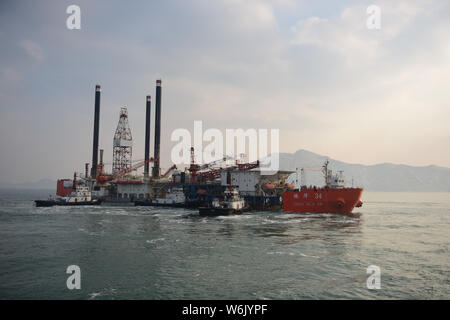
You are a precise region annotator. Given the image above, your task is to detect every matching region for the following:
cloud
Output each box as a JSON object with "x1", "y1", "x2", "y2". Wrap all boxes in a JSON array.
[
  {"x1": 269, "y1": 0, "x2": 298, "y2": 8},
  {"x1": 290, "y1": 10, "x2": 380, "y2": 66},
  {"x1": 19, "y1": 40, "x2": 45, "y2": 62},
  {"x1": 1, "y1": 0, "x2": 450, "y2": 183},
  {"x1": 288, "y1": 1, "x2": 444, "y2": 67},
  {"x1": 228, "y1": 0, "x2": 277, "y2": 31}
]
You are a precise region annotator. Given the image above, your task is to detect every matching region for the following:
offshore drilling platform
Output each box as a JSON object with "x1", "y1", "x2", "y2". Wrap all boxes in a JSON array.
[
  {"x1": 37, "y1": 79, "x2": 363, "y2": 214},
  {"x1": 50, "y1": 79, "x2": 294, "y2": 210}
]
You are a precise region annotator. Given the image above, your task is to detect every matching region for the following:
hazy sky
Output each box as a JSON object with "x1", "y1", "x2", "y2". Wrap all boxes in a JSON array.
[{"x1": 1, "y1": 0, "x2": 449, "y2": 183}]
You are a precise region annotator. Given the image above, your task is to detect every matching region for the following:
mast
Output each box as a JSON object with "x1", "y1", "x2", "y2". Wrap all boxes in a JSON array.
[
  {"x1": 112, "y1": 108, "x2": 133, "y2": 174},
  {"x1": 322, "y1": 160, "x2": 330, "y2": 187}
]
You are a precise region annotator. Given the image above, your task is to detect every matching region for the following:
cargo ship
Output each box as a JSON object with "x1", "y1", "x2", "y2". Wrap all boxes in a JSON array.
[{"x1": 282, "y1": 161, "x2": 363, "y2": 214}]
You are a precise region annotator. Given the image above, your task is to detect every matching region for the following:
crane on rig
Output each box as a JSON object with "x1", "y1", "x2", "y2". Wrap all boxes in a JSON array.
[
  {"x1": 188, "y1": 147, "x2": 260, "y2": 183},
  {"x1": 188, "y1": 147, "x2": 232, "y2": 183},
  {"x1": 161, "y1": 165, "x2": 177, "y2": 179},
  {"x1": 187, "y1": 147, "x2": 201, "y2": 183},
  {"x1": 236, "y1": 160, "x2": 260, "y2": 171},
  {"x1": 199, "y1": 155, "x2": 234, "y2": 171},
  {"x1": 97, "y1": 157, "x2": 155, "y2": 184}
]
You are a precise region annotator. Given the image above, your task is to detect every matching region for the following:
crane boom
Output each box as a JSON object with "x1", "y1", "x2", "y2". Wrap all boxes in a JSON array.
[
  {"x1": 161, "y1": 165, "x2": 177, "y2": 179},
  {"x1": 97, "y1": 157, "x2": 155, "y2": 184}
]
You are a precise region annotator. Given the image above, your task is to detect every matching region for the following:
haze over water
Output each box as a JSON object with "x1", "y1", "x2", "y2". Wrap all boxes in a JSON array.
[{"x1": 0, "y1": 189, "x2": 449, "y2": 299}]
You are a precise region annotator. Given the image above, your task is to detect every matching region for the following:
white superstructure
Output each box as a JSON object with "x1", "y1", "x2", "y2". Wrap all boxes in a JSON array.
[
  {"x1": 62, "y1": 185, "x2": 92, "y2": 203},
  {"x1": 220, "y1": 170, "x2": 294, "y2": 195},
  {"x1": 211, "y1": 187, "x2": 246, "y2": 211},
  {"x1": 154, "y1": 187, "x2": 185, "y2": 204}
]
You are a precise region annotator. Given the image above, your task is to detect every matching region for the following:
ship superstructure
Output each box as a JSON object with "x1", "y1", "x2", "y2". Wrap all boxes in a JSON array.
[{"x1": 35, "y1": 174, "x2": 101, "y2": 207}]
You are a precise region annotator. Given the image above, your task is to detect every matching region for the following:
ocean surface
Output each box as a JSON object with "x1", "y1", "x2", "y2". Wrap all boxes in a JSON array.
[{"x1": 0, "y1": 189, "x2": 449, "y2": 300}]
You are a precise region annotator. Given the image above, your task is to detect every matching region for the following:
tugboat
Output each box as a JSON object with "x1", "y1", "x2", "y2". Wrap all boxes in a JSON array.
[
  {"x1": 134, "y1": 186, "x2": 185, "y2": 208},
  {"x1": 282, "y1": 160, "x2": 363, "y2": 214},
  {"x1": 199, "y1": 186, "x2": 248, "y2": 216},
  {"x1": 35, "y1": 174, "x2": 102, "y2": 207}
]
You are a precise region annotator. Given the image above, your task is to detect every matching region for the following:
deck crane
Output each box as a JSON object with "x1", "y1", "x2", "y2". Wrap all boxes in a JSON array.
[
  {"x1": 197, "y1": 168, "x2": 223, "y2": 181},
  {"x1": 199, "y1": 160, "x2": 260, "y2": 181},
  {"x1": 96, "y1": 157, "x2": 155, "y2": 184},
  {"x1": 188, "y1": 147, "x2": 235, "y2": 183},
  {"x1": 161, "y1": 164, "x2": 177, "y2": 179},
  {"x1": 198, "y1": 158, "x2": 260, "y2": 182},
  {"x1": 199, "y1": 155, "x2": 234, "y2": 171},
  {"x1": 188, "y1": 147, "x2": 201, "y2": 183},
  {"x1": 236, "y1": 160, "x2": 260, "y2": 171},
  {"x1": 188, "y1": 147, "x2": 231, "y2": 182},
  {"x1": 288, "y1": 160, "x2": 331, "y2": 188},
  {"x1": 188, "y1": 146, "x2": 261, "y2": 183}
]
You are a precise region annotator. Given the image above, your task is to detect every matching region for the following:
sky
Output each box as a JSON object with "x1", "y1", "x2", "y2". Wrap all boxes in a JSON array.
[{"x1": 0, "y1": 0, "x2": 449, "y2": 183}]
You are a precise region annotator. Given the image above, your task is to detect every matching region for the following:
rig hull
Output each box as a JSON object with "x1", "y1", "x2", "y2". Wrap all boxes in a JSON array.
[
  {"x1": 282, "y1": 188, "x2": 363, "y2": 214},
  {"x1": 35, "y1": 199, "x2": 102, "y2": 207}
]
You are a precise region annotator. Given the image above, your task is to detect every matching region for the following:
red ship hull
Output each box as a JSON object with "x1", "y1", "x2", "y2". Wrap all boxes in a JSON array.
[{"x1": 282, "y1": 188, "x2": 363, "y2": 214}]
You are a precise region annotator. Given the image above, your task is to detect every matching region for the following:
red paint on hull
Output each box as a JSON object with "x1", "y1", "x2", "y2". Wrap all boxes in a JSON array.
[{"x1": 282, "y1": 188, "x2": 363, "y2": 214}]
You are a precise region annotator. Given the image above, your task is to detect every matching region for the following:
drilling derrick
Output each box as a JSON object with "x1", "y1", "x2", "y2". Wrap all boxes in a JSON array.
[{"x1": 112, "y1": 107, "x2": 133, "y2": 174}]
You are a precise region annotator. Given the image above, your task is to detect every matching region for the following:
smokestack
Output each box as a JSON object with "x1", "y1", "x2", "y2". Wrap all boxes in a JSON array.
[
  {"x1": 152, "y1": 79, "x2": 162, "y2": 179},
  {"x1": 85, "y1": 163, "x2": 89, "y2": 179},
  {"x1": 144, "y1": 95, "x2": 151, "y2": 180},
  {"x1": 91, "y1": 84, "x2": 101, "y2": 178}
]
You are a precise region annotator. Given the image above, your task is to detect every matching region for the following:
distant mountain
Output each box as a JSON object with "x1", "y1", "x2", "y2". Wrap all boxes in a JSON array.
[
  {"x1": 2, "y1": 151, "x2": 450, "y2": 192},
  {"x1": 0, "y1": 179, "x2": 56, "y2": 190},
  {"x1": 276, "y1": 149, "x2": 450, "y2": 192}
]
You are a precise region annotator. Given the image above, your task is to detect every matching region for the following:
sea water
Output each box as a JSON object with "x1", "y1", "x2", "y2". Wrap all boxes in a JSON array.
[{"x1": 0, "y1": 189, "x2": 448, "y2": 299}]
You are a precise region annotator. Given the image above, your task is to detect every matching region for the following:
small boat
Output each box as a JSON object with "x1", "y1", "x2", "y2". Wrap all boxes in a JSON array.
[
  {"x1": 199, "y1": 186, "x2": 248, "y2": 216},
  {"x1": 184, "y1": 198, "x2": 205, "y2": 209},
  {"x1": 34, "y1": 199, "x2": 57, "y2": 207},
  {"x1": 35, "y1": 184, "x2": 101, "y2": 207},
  {"x1": 35, "y1": 198, "x2": 102, "y2": 207}
]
